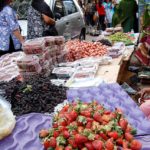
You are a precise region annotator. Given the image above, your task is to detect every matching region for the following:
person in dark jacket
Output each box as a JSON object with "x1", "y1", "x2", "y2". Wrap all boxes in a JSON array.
[{"x1": 27, "y1": 0, "x2": 57, "y2": 39}]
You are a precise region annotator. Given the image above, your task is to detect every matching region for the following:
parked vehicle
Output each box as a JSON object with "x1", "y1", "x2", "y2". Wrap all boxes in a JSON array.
[{"x1": 13, "y1": 0, "x2": 86, "y2": 39}]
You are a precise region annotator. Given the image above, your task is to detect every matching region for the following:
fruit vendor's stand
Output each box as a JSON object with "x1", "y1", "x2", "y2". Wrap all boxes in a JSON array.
[{"x1": 0, "y1": 33, "x2": 150, "y2": 150}]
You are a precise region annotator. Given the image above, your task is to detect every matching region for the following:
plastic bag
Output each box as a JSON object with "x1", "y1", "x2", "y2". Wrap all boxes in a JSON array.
[{"x1": 0, "y1": 96, "x2": 16, "y2": 140}]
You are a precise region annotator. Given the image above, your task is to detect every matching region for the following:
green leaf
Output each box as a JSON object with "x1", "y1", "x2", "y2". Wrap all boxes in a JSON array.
[
  {"x1": 56, "y1": 136, "x2": 66, "y2": 145},
  {"x1": 131, "y1": 128, "x2": 137, "y2": 135},
  {"x1": 78, "y1": 116, "x2": 87, "y2": 125}
]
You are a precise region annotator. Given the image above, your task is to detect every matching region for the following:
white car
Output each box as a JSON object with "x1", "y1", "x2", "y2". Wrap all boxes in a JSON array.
[{"x1": 14, "y1": 0, "x2": 86, "y2": 39}]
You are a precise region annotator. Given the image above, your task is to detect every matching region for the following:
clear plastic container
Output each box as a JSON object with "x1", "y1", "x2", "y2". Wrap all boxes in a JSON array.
[
  {"x1": 17, "y1": 55, "x2": 42, "y2": 73},
  {"x1": 44, "y1": 36, "x2": 55, "y2": 47},
  {"x1": 23, "y1": 38, "x2": 46, "y2": 54}
]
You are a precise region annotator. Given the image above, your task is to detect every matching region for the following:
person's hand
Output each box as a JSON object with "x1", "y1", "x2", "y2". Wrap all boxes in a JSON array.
[{"x1": 139, "y1": 88, "x2": 150, "y2": 100}]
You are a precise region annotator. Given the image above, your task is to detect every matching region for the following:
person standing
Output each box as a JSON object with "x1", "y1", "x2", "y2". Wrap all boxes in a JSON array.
[
  {"x1": 116, "y1": 0, "x2": 138, "y2": 33},
  {"x1": 96, "y1": 0, "x2": 106, "y2": 31},
  {"x1": 103, "y1": 0, "x2": 114, "y2": 27},
  {"x1": 27, "y1": 0, "x2": 57, "y2": 40},
  {"x1": 0, "y1": 0, "x2": 24, "y2": 56}
]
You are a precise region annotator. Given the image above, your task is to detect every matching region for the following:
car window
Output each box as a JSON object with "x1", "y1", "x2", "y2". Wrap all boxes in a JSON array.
[
  {"x1": 63, "y1": 0, "x2": 77, "y2": 15},
  {"x1": 54, "y1": 0, "x2": 66, "y2": 18}
]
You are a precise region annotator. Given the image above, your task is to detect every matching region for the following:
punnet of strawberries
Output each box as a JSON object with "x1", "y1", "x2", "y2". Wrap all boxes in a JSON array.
[{"x1": 39, "y1": 101, "x2": 142, "y2": 150}]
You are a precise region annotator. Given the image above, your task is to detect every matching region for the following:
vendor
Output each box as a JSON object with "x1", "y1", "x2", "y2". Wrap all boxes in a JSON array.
[
  {"x1": 139, "y1": 87, "x2": 150, "y2": 119},
  {"x1": 0, "y1": 0, "x2": 24, "y2": 56}
]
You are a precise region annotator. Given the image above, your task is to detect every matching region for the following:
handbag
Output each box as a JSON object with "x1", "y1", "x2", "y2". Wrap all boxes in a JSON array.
[
  {"x1": 42, "y1": 25, "x2": 58, "y2": 36},
  {"x1": 93, "y1": 11, "x2": 99, "y2": 22}
]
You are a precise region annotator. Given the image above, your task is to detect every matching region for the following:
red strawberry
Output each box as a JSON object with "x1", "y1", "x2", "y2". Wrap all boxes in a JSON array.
[
  {"x1": 93, "y1": 112, "x2": 102, "y2": 123},
  {"x1": 71, "y1": 130, "x2": 78, "y2": 135},
  {"x1": 119, "y1": 118, "x2": 128, "y2": 130},
  {"x1": 108, "y1": 131, "x2": 118, "y2": 140},
  {"x1": 61, "y1": 105, "x2": 69, "y2": 112},
  {"x1": 116, "y1": 137, "x2": 123, "y2": 146},
  {"x1": 74, "y1": 134, "x2": 88, "y2": 144},
  {"x1": 43, "y1": 140, "x2": 50, "y2": 149},
  {"x1": 86, "y1": 117, "x2": 94, "y2": 123},
  {"x1": 92, "y1": 140, "x2": 103, "y2": 150},
  {"x1": 77, "y1": 126, "x2": 84, "y2": 133},
  {"x1": 85, "y1": 142, "x2": 94, "y2": 150},
  {"x1": 130, "y1": 140, "x2": 142, "y2": 150},
  {"x1": 86, "y1": 122, "x2": 92, "y2": 129},
  {"x1": 55, "y1": 146, "x2": 64, "y2": 150},
  {"x1": 101, "y1": 115, "x2": 111, "y2": 122},
  {"x1": 104, "y1": 110, "x2": 111, "y2": 115},
  {"x1": 59, "y1": 119, "x2": 67, "y2": 126},
  {"x1": 125, "y1": 133, "x2": 133, "y2": 142},
  {"x1": 53, "y1": 122, "x2": 58, "y2": 128},
  {"x1": 68, "y1": 138, "x2": 78, "y2": 148},
  {"x1": 94, "y1": 134, "x2": 100, "y2": 140},
  {"x1": 81, "y1": 110, "x2": 91, "y2": 118},
  {"x1": 44, "y1": 137, "x2": 56, "y2": 148},
  {"x1": 81, "y1": 148, "x2": 88, "y2": 150},
  {"x1": 65, "y1": 145, "x2": 72, "y2": 150},
  {"x1": 70, "y1": 110, "x2": 78, "y2": 121},
  {"x1": 39, "y1": 129, "x2": 49, "y2": 138},
  {"x1": 53, "y1": 130, "x2": 59, "y2": 138},
  {"x1": 62, "y1": 130, "x2": 70, "y2": 139},
  {"x1": 59, "y1": 126, "x2": 67, "y2": 132},
  {"x1": 123, "y1": 140, "x2": 129, "y2": 149},
  {"x1": 105, "y1": 139, "x2": 114, "y2": 150},
  {"x1": 99, "y1": 133, "x2": 108, "y2": 140}
]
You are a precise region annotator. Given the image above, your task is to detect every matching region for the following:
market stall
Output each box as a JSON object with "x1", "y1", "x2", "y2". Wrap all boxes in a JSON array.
[{"x1": 0, "y1": 26, "x2": 149, "y2": 150}]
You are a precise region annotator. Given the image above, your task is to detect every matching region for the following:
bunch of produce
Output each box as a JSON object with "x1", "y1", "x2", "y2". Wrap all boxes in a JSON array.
[
  {"x1": 65, "y1": 40, "x2": 108, "y2": 62},
  {"x1": 97, "y1": 39, "x2": 112, "y2": 46},
  {"x1": 39, "y1": 101, "x2": 142, "y2": 150},
  {"x1": 0, "y1": 75, "x2": 67, "y2": 116},
  {"x1": 109, "y1": 32, "x2": 134, "y2": 45}
]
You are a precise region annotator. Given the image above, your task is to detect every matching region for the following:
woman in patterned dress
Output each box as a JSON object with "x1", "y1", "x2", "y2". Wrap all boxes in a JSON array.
[
  {"x1": 27, "y1": 0, "x2": 56, "y2": 39},
  {"x1": 0, "y1": 0, "x2": 24, "y2": 56}
]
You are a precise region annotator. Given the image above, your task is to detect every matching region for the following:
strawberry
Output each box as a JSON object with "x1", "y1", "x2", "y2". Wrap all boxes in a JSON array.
[
  {"x1": 81, "y1": 110, "x2": 91, "y2": 118},
  {"x1": 130, "y1": 140, "x2": 142, "y2": 150},
  {"x1": 43, "y1": 140, "x2": 51, "y2": 149},
  {"x1": 59, "y1": 126, "x2": 67, "y2": 132},
  {"x1": 104, "y1": 110, "x2": 111, "y2": 115},
  {"x1": 49, "y1": 137, "x2": 57, "y2": 148},
  {"x1": 59, "y1": 119, "x2": 67, "y2": 126},
  {"x1": 77, "y1": 116, "x2": 87, "y2": 125},
  {"x1": 77, "y1": 126, "x2": 84, "y2": 133},
  {"x1": 85, "y1": 142, "x2": 94, "y2": 150},
  {"x1": 39, "y1": 129, "x2": 49, "y2": 138},
  {"x1": 108, "y1": 131, "x2": 118, "y2": 140},
  {"x1": 62, "y1": 130, "x2": 70, "y2": 139},
  {"x1": 65, "y1": 146, "x2": 72, "y2": 150},
  {"x1": 125, "y1": 133, "x2": 133, "y2": 142},
  {"x1": 94, "y1": 134, "x2": 100, "y2": 140},
  {"x1": 70, "y1": 110, "x2": 78, "y2": 121},
  {"x1": 101, "y1": 114, "x2": 111, "y2": 122},
  {"x1": 93, "y1": 112, "x2": 102, "y2": 123},
  {"x1": 81, "y1": 148, "x2": 88, "y2": 150},
  {"x1": 68, "y1": 138, "x2": 78, "y2": 148},
  {"x1": 74, "y1": 134, "x2": 88, "y2": 144},
  {"x1": 119, "y1": 118, "x2": 128, "y2": 130},
  {"x1": 92, "y1": 140, "x2": 103, "y2": 150},
  {"x1": 105, "y1": 139, "x2": 114, "y2": 150},
  {"x1": 99, "y1": 133, "x2": 108, "y2": 140},
  {"x1": 123, "y1": 140, "x2": 129, "y2": 149},
  {"x1": 116, "y1": 137, "x2": 123, "y2": 146},
  {"x1": 61, "y1": 105, "x2": 69, "y2": 113},
  {"x1": 86, "y1": 122, "x2": 92, "y2": 129},
  {"x1": 53, "y1": 123, "x2": 58, "y2": 128},
  {"x1": 53, "y1": 130, "x2": 60, "y2": 138},
  {"x1": 55, "y1": 146, "x2": 64, "y2": 150},
  {"x1": 86, "y1": 117, "x2": 94, "y2": 123}
]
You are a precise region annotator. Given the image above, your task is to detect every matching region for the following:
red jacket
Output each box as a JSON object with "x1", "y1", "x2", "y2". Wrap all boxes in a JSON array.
[{"x1": 96, "y1": 4, "x2": 105, "y2": 16}]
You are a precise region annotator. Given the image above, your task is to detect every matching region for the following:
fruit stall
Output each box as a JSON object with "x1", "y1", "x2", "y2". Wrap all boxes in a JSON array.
[{"x1": 0, "y1": 27, "x2": 150, "y2": 150}]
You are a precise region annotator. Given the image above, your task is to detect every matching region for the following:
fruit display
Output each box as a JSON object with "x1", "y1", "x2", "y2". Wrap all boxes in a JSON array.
[
  {"x1": 65, "y1": 40, "x2": 108, "y2": 62},
  {"x1": 109, "y1": 32, "x2": 134, "y2": 45},
  {"x1": 0, "y1": 75, "x2": 67, "y2": 116},
  {"x1": 39, "y1": 101, "x2": 142, "y2": 150}
]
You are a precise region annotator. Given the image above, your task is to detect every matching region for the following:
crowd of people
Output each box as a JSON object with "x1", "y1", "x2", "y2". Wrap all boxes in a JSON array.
[{"x1": 83, "y1": 0, "x2": 138, "y2": 32}]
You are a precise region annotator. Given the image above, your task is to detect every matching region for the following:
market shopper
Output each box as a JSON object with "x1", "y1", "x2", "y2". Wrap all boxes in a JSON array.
[
  {"x1": 96, "y1": 0, "x2": 106, "y2": 31},
  {"x1": 27, "y1": 0, "x2": 57, "y2": 39},
  {"x1": 103, "y1": 0, "x2": 114, "y2": 27},
  {"x1": 0, "y1": 0, "x2": 24, "y2": 56},
  {"x1": 113, "y1": 0, "x2": 138, "y2": 33}
]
